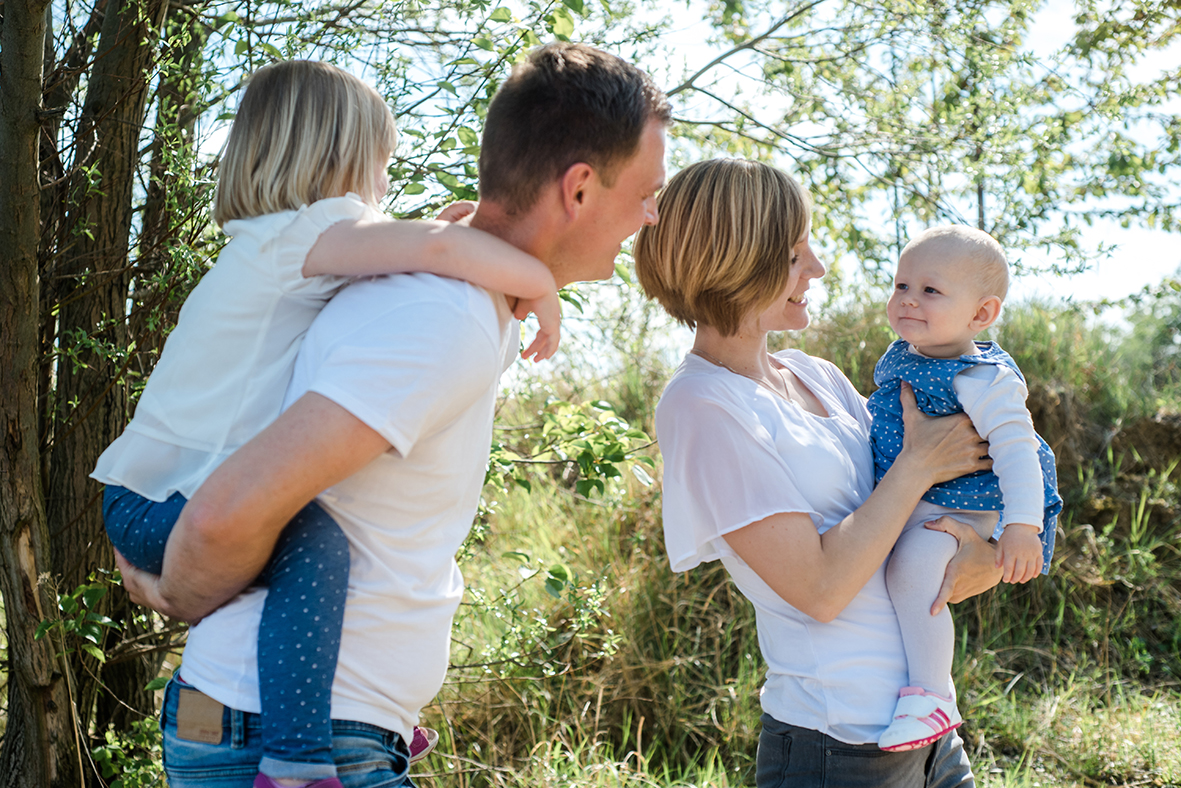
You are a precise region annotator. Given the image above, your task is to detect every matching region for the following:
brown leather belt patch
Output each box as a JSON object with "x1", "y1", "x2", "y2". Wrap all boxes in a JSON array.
[{"x1": 176, "y1": 686, "x2": 225, "y2": 744}]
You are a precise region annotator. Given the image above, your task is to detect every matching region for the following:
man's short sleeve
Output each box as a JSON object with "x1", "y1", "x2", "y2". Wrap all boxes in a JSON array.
[{"x1": 290, "y1": 274, "x2": 506, "y2": 458}]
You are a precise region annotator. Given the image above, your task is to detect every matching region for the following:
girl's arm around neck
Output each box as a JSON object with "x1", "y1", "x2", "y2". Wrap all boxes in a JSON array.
[
  {"x1": 304, "y1": 217, "x2": 560, "y2": 360},
  {"x1": 724, "y1": 385, "x2": 994, "y2": 622}
]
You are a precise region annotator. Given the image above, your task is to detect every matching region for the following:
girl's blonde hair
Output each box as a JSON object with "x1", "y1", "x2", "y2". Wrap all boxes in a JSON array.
[
  {"x1": 213, "y1": 60, "x2": 397, "y2": 226},
  {"x1": 634, "y1": 159, "x2": 811, "y2": 336}
]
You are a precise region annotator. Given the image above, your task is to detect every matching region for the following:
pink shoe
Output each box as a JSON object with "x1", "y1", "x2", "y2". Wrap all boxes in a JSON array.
[
  {"x1": 408, "y1": 726, "x2": 439, "y2": 764},
  {"x1": 878, "y1": 686, "x2": 962, "y2": 752},
  {"x1": 252, "y1": 776, "x2": 343, "y2": 788}
]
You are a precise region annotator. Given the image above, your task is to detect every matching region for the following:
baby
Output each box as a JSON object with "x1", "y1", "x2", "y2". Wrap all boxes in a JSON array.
[{"x1": 866, "y1": 225, "x2": 1062, "y2": 752}]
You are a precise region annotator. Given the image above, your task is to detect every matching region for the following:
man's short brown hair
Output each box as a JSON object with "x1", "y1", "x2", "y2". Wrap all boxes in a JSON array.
[{"x1": 478, "y1": 42, "x2": 672, "y2": 215}]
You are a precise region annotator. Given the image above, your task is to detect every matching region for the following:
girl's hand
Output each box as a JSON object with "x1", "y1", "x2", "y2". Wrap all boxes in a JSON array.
[
  {"x1": 995, "y1": 524, "x2": 1043, "y2": 583},
  {"x1": 514, "y1": 289, "x2": 561, "y2": 362},
  {"x1": 898, "y1": 382, "x2": 991, "y2": 486},
  {"x1": 925, "y1": 517, "x2": 1003, "y2": 614},
  {"x1": 436, "y1": 200, "x2": 478, "y2": 224}
]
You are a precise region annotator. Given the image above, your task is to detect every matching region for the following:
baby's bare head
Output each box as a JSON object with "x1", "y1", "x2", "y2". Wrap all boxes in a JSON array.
[{"x1": 900, "y1": 225, "x2": 1009, "y2": 302}]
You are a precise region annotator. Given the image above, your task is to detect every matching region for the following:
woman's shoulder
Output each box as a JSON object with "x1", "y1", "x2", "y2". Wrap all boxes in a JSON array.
[
  {"x1": 774, "y1": 348, "x2": 851, "y2": 389},
  {"x1": 660, "y1": 356, "x2": 737, "y2": 406}
]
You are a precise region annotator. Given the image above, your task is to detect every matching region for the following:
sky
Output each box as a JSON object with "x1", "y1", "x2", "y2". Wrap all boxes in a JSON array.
[{"x1": 652, "y1": 0, "x2": 1180, "y2": 310}]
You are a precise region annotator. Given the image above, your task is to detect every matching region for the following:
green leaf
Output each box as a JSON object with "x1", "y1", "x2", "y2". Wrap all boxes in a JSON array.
[
  {"x1": 490, "y1": 6, "x2": 513, "y2": 22},
  {"x1": 34, "y1": 620, "x2": 55, "y2": 640},
  {"x1": 614, "y1": 262, "x2": 633, "y2": 284},
  {"x1": 260, "y1": 42, "x2": 282, "y2": 59},
  {"x1": 234, "y1": 39, "x2": 249, "y2": 56},
  {"x1": 144, "y1": 677, "x2": 170, "y2": 692},
  {"x1": 457, "y1": 127, "x2": 479, "y2": 145},
  {"x1": 473, "y1": 37, "x2": 495, "y2": 52},
  {"x1": 81, "y1": 585, "x2": 107, "y2": 609},
  {"x1": 631, "y1": 464, "x2": 654, "y2": 486},
  {"x1": 83, "y1": 643, "x2": 107, "y2": 663},
  {"x1": 403, "y1": 183, "x2": 426, "y2": 195},
  {"x1": 550, "y1": 8, "x2": 575, "y2": 37},
  {"x1": 562, "y1": 0, "x2": 585, "y2": 14},
  {"x1": 437, "y1": 80, "x2": 457, "y2": 95}
]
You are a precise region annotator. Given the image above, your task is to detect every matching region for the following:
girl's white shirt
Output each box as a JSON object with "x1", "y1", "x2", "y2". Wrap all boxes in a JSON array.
[
  {"x1": 92, "y1": 194, "x2": 380, "y2": 501},
  {"x1": 655, "y1": 349, "x2": 914, "y2": 744}
]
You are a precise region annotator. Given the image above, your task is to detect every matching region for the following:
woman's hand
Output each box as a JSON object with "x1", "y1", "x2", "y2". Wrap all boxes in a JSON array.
[
  {"x1": 924, "y1": 517, "x2": 1003, "y2": 614},
  {"x1": 897, "y1": 382, "x2": 991, "y2": 487}
]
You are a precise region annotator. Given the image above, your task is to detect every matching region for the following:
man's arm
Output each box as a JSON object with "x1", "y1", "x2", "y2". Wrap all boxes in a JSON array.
[{"x1": 118, "y1": 392, "x2": 390, "y2": 622}]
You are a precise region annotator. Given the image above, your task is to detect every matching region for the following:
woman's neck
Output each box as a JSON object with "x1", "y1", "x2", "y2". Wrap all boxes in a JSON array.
[{"x1": 691, "y1": 324, "x2": 774, "y2": 378}]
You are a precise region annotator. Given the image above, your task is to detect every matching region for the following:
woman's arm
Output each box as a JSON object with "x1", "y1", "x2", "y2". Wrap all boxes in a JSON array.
[
  {"x1": 724, "y1": 384, "x2": 990, "y2": 623},
  {"x1": 304, "y1": 218, "x2": 561, "y2": 361}
]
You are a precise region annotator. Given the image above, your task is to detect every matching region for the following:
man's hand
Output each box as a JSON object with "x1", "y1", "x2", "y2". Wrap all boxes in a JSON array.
[
  {"x1": 925, "y1": 516, "x2": 1003, "y2": 614},
  {"x1": 114, "y1": 549, "x2": 201, "y2": 623}
]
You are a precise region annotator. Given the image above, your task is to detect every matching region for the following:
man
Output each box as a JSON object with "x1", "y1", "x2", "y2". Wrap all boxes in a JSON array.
[{"x1": 118, "y1": 42, "x2": 671, "y2": 787}]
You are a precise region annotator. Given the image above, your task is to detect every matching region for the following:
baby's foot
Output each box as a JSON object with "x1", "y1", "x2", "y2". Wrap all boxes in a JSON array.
[{"x1": 878, "y1": 686, "x2": 962, "y2": 752}]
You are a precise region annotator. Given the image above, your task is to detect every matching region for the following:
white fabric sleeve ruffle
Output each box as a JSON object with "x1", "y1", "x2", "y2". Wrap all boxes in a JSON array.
[
  {"x1": 268, "y1": 193, "x2": 384, "y2": 296},
  {"x1": 954, "y1": 364, "x2": 1044, "y2": 530},
  {"x1": 656, "y1": 381, "x2": 823, "y2": 572}
]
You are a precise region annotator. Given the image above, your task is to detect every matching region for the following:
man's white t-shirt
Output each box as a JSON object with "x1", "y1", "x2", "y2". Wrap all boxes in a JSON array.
[{"x1": 180, "y1": 272, "x2": 516, "y2": 742}]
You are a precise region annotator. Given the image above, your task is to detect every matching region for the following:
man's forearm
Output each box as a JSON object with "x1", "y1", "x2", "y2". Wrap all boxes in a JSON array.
[
  {"x1": 135, "y1": 392, "x2": 391, "y2": 621},
  {"x1": 153, "y1": 497, "x2": 285, "y2": 620}
]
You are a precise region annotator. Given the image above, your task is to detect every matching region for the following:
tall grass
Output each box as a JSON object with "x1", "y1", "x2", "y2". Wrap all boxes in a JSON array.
[{"x1": 413, "y1": 294, "x2": 1181, "y2": 787}]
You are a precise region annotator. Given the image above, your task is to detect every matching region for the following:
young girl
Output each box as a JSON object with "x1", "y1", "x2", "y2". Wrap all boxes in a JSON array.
[
  {"x1": 868, "y1": 225, "x2": 1062, "y2": 752},
  {"x1": 93, "y1": 60, "x2": 559, "y2": 788}
]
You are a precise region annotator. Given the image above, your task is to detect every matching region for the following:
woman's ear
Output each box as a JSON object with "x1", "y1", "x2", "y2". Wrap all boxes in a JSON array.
[
  {"x1": 558, "y1": 163, "x2": 595, "y2": 219},
  {"x1": 970, "y1": 295, "x2": 1003, "y2": 331}
]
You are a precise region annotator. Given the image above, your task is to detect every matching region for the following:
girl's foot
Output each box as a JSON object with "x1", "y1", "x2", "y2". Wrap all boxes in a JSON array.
[
  {"x1": 409, "y1": 726, "x2": 439, "y2": 763},
  {"x1": 878, "y1": 686, "x2": 962, "y2": 752}
]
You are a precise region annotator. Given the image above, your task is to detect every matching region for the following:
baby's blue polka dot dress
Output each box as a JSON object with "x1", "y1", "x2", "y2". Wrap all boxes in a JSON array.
[{"x1": 867, "y1": 339, "x2": 1062, "y2": 573}]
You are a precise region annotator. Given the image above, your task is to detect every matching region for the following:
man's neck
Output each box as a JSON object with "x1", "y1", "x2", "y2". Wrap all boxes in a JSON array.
[
  {"x1": 470, "y1": 204, "x2": 541, "y2": 255},
  {"x1": 469, "y1": 199, "x2": 567, "y2": 287}
]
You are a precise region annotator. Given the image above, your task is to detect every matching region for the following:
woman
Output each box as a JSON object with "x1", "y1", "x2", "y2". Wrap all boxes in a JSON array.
[{"x1": 633, "y1": 159, "x2": 1002, "y2": 787}]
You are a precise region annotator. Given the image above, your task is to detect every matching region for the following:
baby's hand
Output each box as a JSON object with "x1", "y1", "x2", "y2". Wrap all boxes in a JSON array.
[
  {"x1": 996, "y1": 523, "x2": 1043, "y2": 584},
  {"x1": 514, "y1": 290, "x2": 561, "y2": 362},
  {"x1": 436, "y1": 200, "x2": 478, "y2": 224}
]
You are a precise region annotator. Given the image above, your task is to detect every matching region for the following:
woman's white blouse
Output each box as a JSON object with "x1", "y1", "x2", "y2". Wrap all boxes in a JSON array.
[
  {"x1": 655, "y1": 349, "x2": 913, "y2": 744},
  {"x1": 92, "y1": 195, "x2": 379, "y2": 501}
]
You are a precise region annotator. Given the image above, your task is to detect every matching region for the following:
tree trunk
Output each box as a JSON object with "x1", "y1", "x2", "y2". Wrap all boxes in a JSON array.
[
  {"x1": 0, "y1": 0, "x2": 81, "y2": 784},
  {"x1": 92, "y1": 1, "x2": 213, "y2": 737},
  {"x1": 43, "y1": 0, "x2": 168, "y2": 775}
]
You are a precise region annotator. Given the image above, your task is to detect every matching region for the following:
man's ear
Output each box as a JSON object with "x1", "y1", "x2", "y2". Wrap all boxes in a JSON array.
[
  {"x1": 559, "y1": 163, "x2": 595, "y2": 218},
  {"x1": 971, "y1": 295, "x2": 1003, "y2": 331}
]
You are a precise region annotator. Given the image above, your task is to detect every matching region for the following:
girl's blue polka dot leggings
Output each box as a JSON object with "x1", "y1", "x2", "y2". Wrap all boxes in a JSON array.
[{"x1": 103, "y1": 484, "x2": 348, "y2": 782}]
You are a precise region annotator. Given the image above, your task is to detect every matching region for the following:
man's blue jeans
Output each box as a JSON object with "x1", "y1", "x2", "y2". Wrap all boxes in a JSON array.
[
  {"x1": 756, "y1": 713, "x2": 974, "y2": 788},
  {"x1": 161, "y1": 679, "x2": 416, "y2": 788}
]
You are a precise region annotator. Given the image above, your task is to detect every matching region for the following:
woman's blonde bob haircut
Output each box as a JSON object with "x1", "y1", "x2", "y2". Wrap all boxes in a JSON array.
[
  {"x1": 634, "y1": 159, "x2": 811, "y2": 337},
  {"x1": 213, "y1": 60, "x2": 397, "y2": 227}
]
